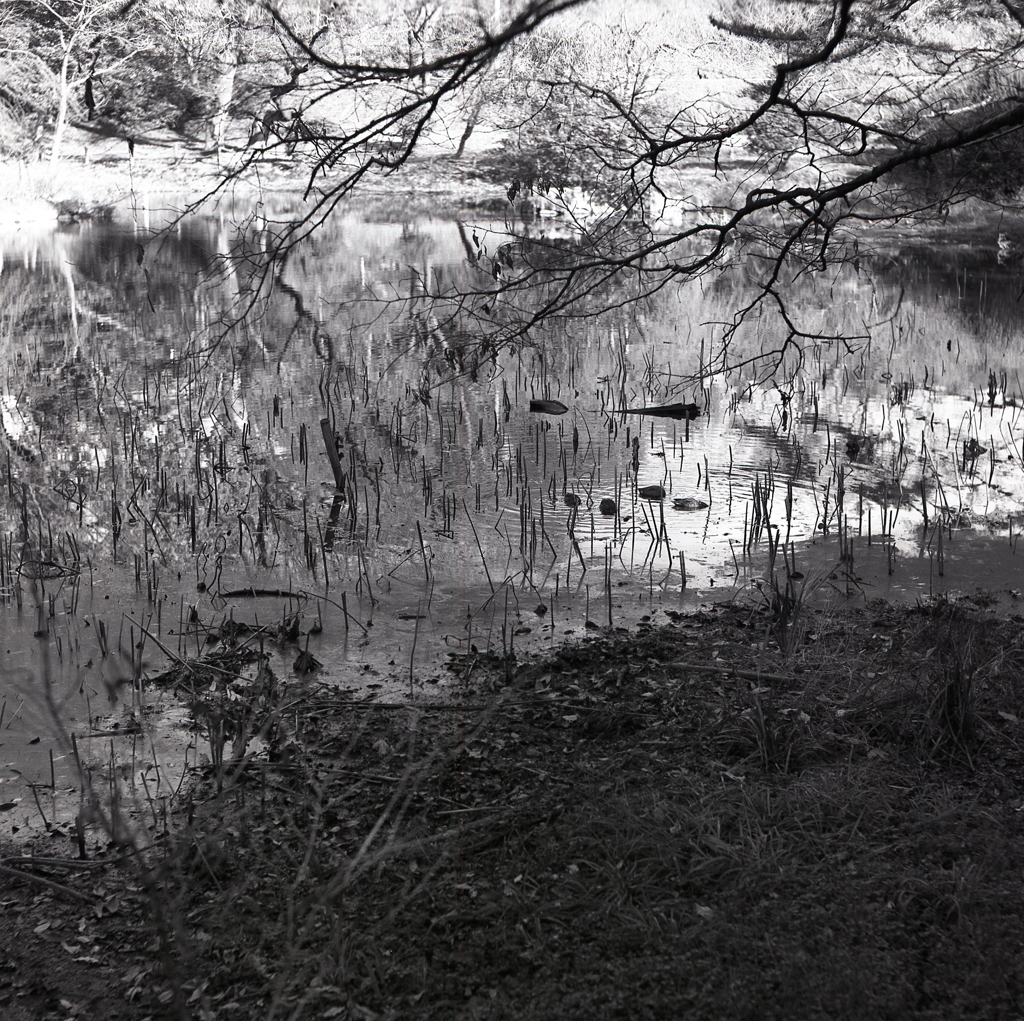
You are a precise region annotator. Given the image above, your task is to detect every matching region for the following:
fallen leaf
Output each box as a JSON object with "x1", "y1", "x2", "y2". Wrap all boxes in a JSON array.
[{"x1": 293, "y1": 650, "x2": 322, "y2": 675}]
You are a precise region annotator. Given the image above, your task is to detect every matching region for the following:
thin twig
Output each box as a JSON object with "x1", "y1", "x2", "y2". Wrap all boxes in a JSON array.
[
  {"x1": 662, "y1": 661, "x2": 797, "y2": 684},
  {"x1": 1, "y1": 856, "x2": 109, "y2": 871},
  {"x1": 0, "y1": 863, "x2": 95, "y2": 903}
]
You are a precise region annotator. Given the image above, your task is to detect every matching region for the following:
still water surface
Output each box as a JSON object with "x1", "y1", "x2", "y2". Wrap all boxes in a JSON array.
[{"x1": 0, "y1": 203, "x2": 1022, "y2": 836}]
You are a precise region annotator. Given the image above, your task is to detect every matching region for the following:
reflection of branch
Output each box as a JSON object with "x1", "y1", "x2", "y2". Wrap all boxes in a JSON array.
[{"x1": 271, "y1": 251, "x2": 335, "y2": 361}]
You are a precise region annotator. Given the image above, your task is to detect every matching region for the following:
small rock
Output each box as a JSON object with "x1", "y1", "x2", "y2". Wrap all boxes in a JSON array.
[{"x1": 638, "y1": 485, "x2": 666, "y2": 500}]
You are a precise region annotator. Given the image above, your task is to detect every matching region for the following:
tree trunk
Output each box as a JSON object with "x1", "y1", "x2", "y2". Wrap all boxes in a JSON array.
[
  {"x1": 455, "y1": 98, "x2": 484, "y2": 158},
  {"x1": 50, "y1": 34, "x2": 73, "y2": 164},
  {"x1": 212, "y1": 50, "x2": 238, "y2": 163}
]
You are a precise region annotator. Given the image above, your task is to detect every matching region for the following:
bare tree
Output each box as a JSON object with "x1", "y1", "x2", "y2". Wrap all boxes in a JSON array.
[
  {"x1": 148, "y1": 0, "x2": 289, "y2": 153},
  {"x1": 194, "y1": 0, "x2": 1024, "y2": 376},
  {"x1": 0, "y1": 0, "x2": 144, "y2": 160}
]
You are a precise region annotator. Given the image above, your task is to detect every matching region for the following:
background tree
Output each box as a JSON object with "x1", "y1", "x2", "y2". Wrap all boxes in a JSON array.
[
  {"x1": 0, "y1": 0, "x2": 319, "y2": 160},
  {"x1": 146, "y1": 0, "x2": 299, "y2": 153},
  {"x1": 0, "y1": 0, "x2": 141, "y2": 160}
]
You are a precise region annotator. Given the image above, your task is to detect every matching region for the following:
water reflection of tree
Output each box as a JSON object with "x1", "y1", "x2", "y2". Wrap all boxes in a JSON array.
[
  {"x1": 876, "y1": 245, "x2": 1024, "y2": 340},
  {"x1": 0, "y1": 230, "x2": 326, "y2": 585}
]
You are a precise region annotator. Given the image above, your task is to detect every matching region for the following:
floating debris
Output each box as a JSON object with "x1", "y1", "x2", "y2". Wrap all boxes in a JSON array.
[
  {"x1": 293, "y1": 649, "x2": 322, "y2": 675},
  {"x1": 530, "y1": 399, "x2": 569, "y2": 415},
  {"x1": 963, "y1": 438, "x2": 987, "y2": 461},
  {"x1": 618, "y1": 402, "x2": 701, "y2": 420},
  {"x1": 672, "y1": 497, "x2": 709, "y2": 511},
  {"x1": 639, "y1": 485, "x2": 666, "y2": 500},
  {"x1": 151, "y1": 647, "x2": 279, "y2": 761},
  {"x1": 599, "y1": 498, "x2": 617, "y2": 515},
  {"x1": 998, "y1": 231, "x2": 1024, "y2": 264},
  {"x1": 19, "y1": 560, "x2": 77, "y2": 580}
]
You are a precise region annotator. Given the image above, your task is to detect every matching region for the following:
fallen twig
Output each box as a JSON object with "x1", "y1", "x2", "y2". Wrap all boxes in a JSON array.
[
  {"x1": 321, "y1": 767, "x2": 401, "y2": 783},
  {"x1": 0, "y1": 862, "x2": 95, "y2": 903},
  {"x1": 663, "y1": 661, "x2": 797, "y2": 685},
  {"x1": 1, "y1": 856, "x2": 108, "y2": 871}
]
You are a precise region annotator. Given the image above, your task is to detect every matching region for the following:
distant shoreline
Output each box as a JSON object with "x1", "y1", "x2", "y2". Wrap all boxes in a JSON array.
[{"x1": 1, "y1": 140, "x2": 1020, "y2": 244}]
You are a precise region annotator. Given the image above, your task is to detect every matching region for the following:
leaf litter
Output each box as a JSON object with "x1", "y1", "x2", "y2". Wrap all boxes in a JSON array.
[{"x1": 3, "y1": 597, "x2": 1024, "y2": 1018}]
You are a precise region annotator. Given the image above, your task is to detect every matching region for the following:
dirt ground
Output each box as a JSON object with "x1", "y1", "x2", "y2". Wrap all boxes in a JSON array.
[{"x1": 3, "y1": 594, "x2": 1024, "y2": 1020}]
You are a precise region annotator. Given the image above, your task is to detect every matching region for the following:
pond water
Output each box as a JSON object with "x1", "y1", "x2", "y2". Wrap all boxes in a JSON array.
[{"x1": 1, "y1": 200, "x2": 1023, "y2": 838}]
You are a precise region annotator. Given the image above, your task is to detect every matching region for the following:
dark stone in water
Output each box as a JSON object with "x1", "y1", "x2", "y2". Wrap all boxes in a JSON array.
[
  {"x1": 672, "y1": 497, "x2": 709, "y2": 511},
  {"x1": 639, "y1": 485, "x2": 666, "y2": 500},
  {"x1": 599, "y1": 498, "x2": 617, "y2": 515},
  {"x1": 564, "y1": 493, "x2": 582, "y2": 508},
  {"x1": 530, "y1": 399, "x2": 569, "y2": 415}
]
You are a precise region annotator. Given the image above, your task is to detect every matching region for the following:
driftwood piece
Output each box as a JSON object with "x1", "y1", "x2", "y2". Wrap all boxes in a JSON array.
[
  {"x1": 320, "y1": 417, "x2": 345, "y2": 488},
  {"x1": 617, "y1": 402, "x2": 701, "y2": 420},
  {"x1": 530, "y1": 399, "x2": 569, "y2": 415}
]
